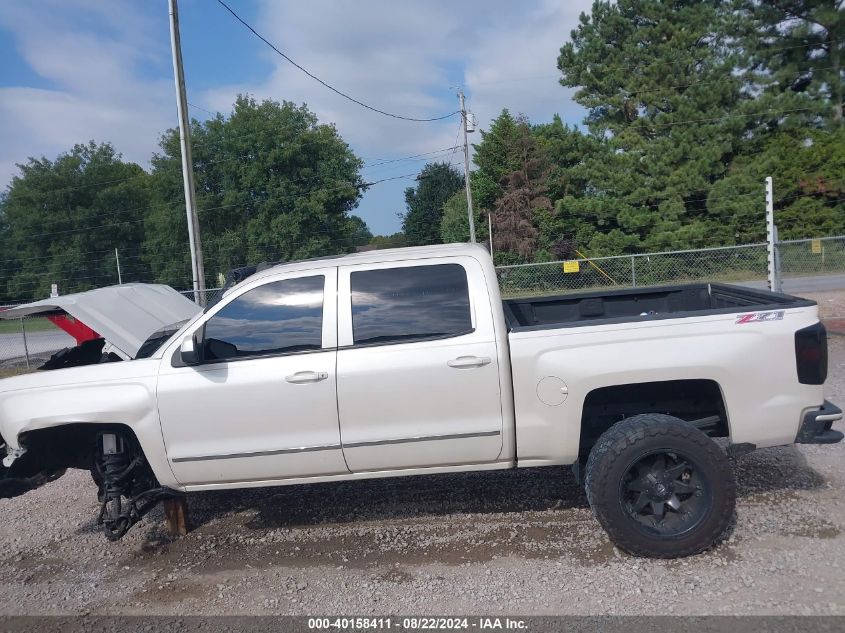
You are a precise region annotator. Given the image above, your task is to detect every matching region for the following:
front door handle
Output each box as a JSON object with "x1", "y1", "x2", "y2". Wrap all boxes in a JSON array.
[
  {"x1": 447, "y1": 355, "x2": 492, "y2": 369},
  {"x1": 285, "y1": 371, "x2": 328, "y2": 384}
]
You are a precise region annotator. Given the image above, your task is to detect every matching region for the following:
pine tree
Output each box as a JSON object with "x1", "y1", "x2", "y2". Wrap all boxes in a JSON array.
[
  {"x1": 557, "y1": 0, "x2": 747, "y2": 253},
  {"x1": 492, "y1": 131, "x2": 553, "y2": 262},
  {"x1": 734, "y1": 0, "x2": 845, "y2": 129},
  {"x1": 400, "y1": 162, "x2": 464, "y2": 246}
]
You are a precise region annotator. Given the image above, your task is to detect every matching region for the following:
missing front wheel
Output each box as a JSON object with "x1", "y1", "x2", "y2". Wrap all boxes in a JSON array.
[{"x1": 94, "y1": 431, "x2": 177, "y2": 540}]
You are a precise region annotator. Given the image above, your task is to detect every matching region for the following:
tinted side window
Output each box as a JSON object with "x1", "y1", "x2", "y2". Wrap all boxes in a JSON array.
[
  {"x1": 203, "y1": 276, "x2": 324, "y2": 361},
  {"x1": 351, "y1": 264, "x2": 472, "y2": 345}
]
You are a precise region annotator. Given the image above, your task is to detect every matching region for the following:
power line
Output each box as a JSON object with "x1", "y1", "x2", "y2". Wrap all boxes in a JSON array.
[
  {"x1": 4, "y1": 151, "x2": 469, "y2": 237},
  {"x1": 362, "y1": 162, "x2": 464, "y2": 187},
  {"x1": 578, "y1": 185, "x2": 843, "y2": 211},
  {"x1": 448, "y1": 119, "x2": 464, "y2": 167},
  {"x1": 215, "y1": 0, "x2": 459, "y2": 123},
  {"x1": 183, "y1": 63, "x2": 833, "y2": 150},
  {"x1": 4, "y1": 154, "x2": 365, "y2": 203},
  {"x1": 9, "y1": 168, "x2": 836, "y2": 241},
  {"x1": 9, "y1": 101, "x2": 819, "y2": 204},
  {"x1": 3, "y1": 97, "x2": 825, "y2": 204},
  {"x1": 749, "y1": 38, "x2": 837, "y2": 56},
  {"x1": 362, "y1": 146, "x2": 461, "y2": 169},
  {"x1": 618, "y1": 66, "x2": 840, "y2": 100},
  {"x1": 3, "y1": 168, "x2": 456, "y2": 244},
  {"x1": 4, "y1": 141, "x2": 459, "y2": 203},
  {"x1": 188, "y1": 102, "x2": 219, "y2": 116},
  {"x1": 630, "y1": 106, "x2": 815, "y2": 129},
  {"x1": 6, "y1": 144, "x2": 837, "y2": 240},
  {"x1": 570, "y1": 38, "x2": 837, "y2": 75},
  {"x1": 0, "y1": 247, "x2": 144, "y2": 266}
]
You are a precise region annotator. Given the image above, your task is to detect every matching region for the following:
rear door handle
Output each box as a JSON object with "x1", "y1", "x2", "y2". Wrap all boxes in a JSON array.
[
  {"x1": 285, "y1": 371, "x2": 328, "y2": 384},
  {"x1": 447, "y1": 355, "x2": 491, "y2": 369}
]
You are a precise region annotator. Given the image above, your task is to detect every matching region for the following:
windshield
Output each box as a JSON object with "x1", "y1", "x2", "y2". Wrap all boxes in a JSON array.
[{"x1": 135, "y1": 320, "x2": 189, "y2": 359}]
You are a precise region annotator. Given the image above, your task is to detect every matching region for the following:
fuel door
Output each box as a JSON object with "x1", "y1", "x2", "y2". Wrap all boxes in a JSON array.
[{"x1": 537, "y1": 376, "x2": 569, "y2": 406}]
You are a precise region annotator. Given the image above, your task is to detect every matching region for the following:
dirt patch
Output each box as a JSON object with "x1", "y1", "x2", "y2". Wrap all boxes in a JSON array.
[
  {"x1": 784, "y1": 518, "x2": 842, "y2": 540},
  {"x1": 825, "y1": 318, "x2": 845, "y2": 336}
]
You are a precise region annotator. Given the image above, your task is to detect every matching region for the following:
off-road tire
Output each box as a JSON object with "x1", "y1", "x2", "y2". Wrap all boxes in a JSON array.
[{"x1": 584, "y1": 413, "x2": 736, "y2": 558}]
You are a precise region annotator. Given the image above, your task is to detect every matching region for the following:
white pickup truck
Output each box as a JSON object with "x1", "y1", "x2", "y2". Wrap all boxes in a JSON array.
[{"x1": 0, "y1": 243, "x2": 841, "y2": 558}]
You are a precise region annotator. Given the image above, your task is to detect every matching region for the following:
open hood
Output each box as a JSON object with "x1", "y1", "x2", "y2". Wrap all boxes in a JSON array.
[{"x1": 0, "y1": 284, "x2": 201, "y2": 359}]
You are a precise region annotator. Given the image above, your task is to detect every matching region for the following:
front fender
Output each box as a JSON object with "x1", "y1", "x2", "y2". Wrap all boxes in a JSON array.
[{"x1": 0, "y1": 362, "x2": 178, "y2": 489}]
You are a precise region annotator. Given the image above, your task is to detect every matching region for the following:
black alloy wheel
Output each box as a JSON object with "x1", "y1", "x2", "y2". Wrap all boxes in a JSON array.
[
  {"x1": 585, "y1": 413, "x2": 736, "y2": 558},
  {"x1": 620, "y1": 449, "x2": 710, "y2": 537}
]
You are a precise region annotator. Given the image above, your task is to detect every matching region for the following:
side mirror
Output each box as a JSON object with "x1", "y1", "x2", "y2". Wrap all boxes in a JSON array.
[{"x1": 179, "y1": 335, "x2": 199, "y2": 365}]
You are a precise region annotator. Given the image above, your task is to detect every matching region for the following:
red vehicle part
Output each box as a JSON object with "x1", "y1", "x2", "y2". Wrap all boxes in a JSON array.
[{"x1": 46, "y1": 314, "x2": 100, "y2": 345}]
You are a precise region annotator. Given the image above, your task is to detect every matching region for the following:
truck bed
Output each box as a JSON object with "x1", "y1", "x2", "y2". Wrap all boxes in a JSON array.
[{"x1": 502, "y1": 283, "x2": 814, "y2": 331}]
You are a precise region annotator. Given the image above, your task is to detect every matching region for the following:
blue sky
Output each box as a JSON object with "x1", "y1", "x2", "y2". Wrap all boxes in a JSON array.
[{"x1": 0, "y1": 0, "x2": 588, "y2": 235}]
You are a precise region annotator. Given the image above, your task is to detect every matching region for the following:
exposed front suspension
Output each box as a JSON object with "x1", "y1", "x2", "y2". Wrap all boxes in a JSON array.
[{"x1": 95, "y1": 431, "x2": 178, "y2": 540}]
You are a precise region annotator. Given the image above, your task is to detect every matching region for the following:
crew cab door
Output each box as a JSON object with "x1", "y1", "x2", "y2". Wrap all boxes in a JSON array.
[
  {"x1": 157, "y1": 268, "x2": 348, "y2": 486},
  {"x1": 336, "y1": 257, "x2": 504, "y2": 471}
]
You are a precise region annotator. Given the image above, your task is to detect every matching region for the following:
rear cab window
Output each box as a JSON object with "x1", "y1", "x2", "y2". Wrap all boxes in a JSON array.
[{"x1": 349, "y1": 263, "x2": 473, "y2": 346}]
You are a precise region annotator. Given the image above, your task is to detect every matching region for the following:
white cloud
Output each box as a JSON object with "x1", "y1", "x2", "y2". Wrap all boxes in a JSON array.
[
  {"x1": 197, "y1": 0, "x2": 590, "y2": 232},
  {"x1": 0, "y1": 0, "x2": 173, "y2": 187},
  {"x1": 0, "y1": 0, "x2": 591, "y2": 233},
  {"x1": 201, "y1": 0, "x2": 592, "y2": 152},
  {"x1": 202, "y1": 1, "x2": 463, "y2": 158},
  {"x1": 464, "y1": 0, "x2": 589, "y2": 130}
]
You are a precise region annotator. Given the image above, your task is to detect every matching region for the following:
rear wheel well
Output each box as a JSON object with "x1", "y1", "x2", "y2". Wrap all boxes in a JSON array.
[{"x1": 579, "y1": 379, "x2": 729, "y2": 457}]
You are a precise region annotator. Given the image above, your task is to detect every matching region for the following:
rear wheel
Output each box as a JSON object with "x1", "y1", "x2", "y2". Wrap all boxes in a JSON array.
[{"x1": 584, "y1": 413, "x2": 735, "y2": 558}]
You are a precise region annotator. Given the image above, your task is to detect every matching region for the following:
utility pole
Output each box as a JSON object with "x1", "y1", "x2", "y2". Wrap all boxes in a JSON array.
[
  {"x1": 765, "y1": 176, "x2": 781, "y2": 293},
  {"x1": 458, "y1": 89, "x2": 476, "y2": 243},
  {"x1": 488, "y1": 212, "x2": 493, "y2": 256},
  {"x1": 168, "y1": 0, "x2": 206, "y2": 305},
  {"x1": 115, "y1": 248, "x2": 122, "y2": 285}
]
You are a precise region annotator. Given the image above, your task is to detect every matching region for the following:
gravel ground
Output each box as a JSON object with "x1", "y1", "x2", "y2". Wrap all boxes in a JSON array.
[{"x1": 0, "y1": 292, "x2": 844, "y2": 615}]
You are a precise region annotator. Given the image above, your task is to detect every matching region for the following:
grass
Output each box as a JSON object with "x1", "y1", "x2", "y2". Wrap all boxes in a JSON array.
[
  {"x1": 0, "y1": 318, "x2": 58, "y2": 334},
  {"x1": 0, "y1": 367, "x2": 33, "y2": 379}
]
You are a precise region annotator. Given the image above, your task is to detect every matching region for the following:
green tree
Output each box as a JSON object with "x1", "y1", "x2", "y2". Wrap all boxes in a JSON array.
[
  {"x1": 400, "y1": 162, "x2": 464, "y2": 246},
  {"x1": 472, "y1": 109, "x2": 532, "y2": 214},
  {"x1": 439, "y1": 189, "x2": 488, "y2": 244},
  {"x1": 472, "y1": 111, "x2": 577, "y2": 262},
  {"x1": 532, "y1": 116, "x2": 602, "y2": 257},
  {"x1": 145, "y1": 95, "x2": 367, "y2": 288},
  {"x1": 558, "y1": 0, "x2": 748, "y2": 254},
  {"x1": 0, "y1": 142, "x2": 149, "y2": 301},
  {"x1": 734, "y1": 0, "x2": 845, "y2": 129},
  {"x1": 344, "y1": 215, "x2": 373, "y2": 248},
  {"x1": 369, "y1": 232, "x2": 408, "y2": 249},
  {"x1": 710, "y1": 127, "x2": 845, "y2": 242}
]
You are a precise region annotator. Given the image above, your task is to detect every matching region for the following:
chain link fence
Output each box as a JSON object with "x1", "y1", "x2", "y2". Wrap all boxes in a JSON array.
[
  {"x1": 3, "y1": 237, "x2": 845, "y2": 370},
  {"x1": 0, "y1": 311, "x2": 75, "y2": 375},
  {"x1": 778, "y1": 235, "x2": 845, "y2": 280},
  {"x1": 496, "y1": 243, "x2": 771, "y2": 299},
  {"x1": 495, "y1": 236, "x2": 845, "y2": 299},
  {"x1": 178, "y1": 287, "x2": 226, "y2": 307}
]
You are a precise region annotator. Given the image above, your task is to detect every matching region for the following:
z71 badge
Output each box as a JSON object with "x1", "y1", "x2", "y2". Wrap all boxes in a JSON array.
[{"x1": 735, "y1": 311, "x2": 785, "y2": 324}]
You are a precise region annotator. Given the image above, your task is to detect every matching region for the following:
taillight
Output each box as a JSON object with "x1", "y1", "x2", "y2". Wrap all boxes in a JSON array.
[{"x1": 795, "y1": 322, "x2": 828, "y2": 385}]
